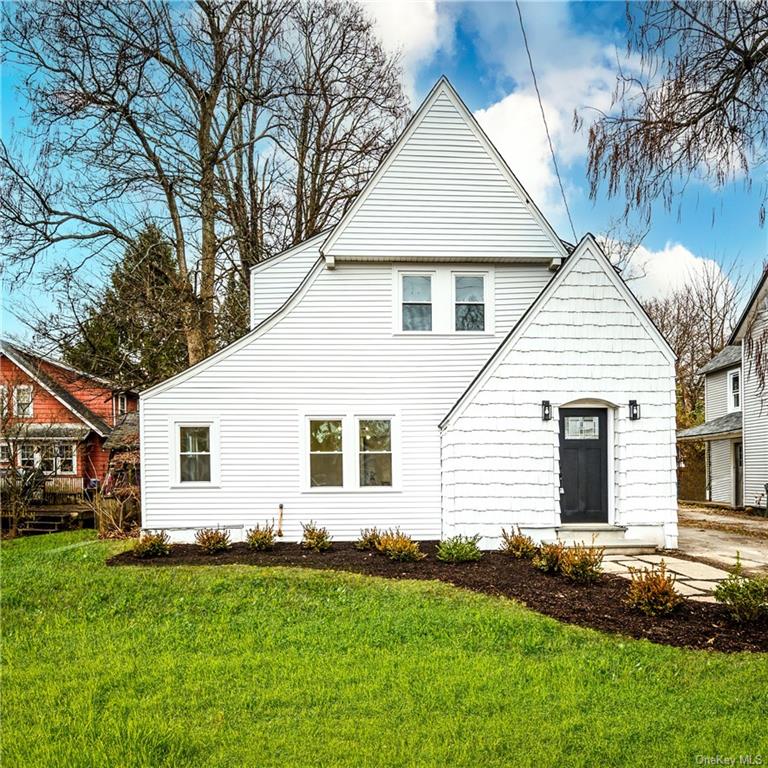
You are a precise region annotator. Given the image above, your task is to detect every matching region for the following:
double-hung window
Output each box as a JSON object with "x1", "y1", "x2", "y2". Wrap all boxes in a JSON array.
[
  {"x1": 0, "y1": 385, "x2": 7, "y2": 419},
  {"x1": 309, "y1": 419, "x2": 343, "y2": 487},
  {"x1": 179, "y1": 425, "x2": 212, "y2": 483},
  {"x1": 40, "y1": 445, "x2": 56, "y2": 473},
  {"x1": 359, "y1": 419, "x2": 392, "y2": 487},
  {"x1": 57, "y1": 444, "x2": 76, "y2": 474},
  {"x1": 402, "y1": 275, "x2": 432, "y2": 332},
  {"x1": 14, "y1": 385, "x2": 33, "y2": 418},
  {"x1": 117, "y1": 393, "x2": 128, "y2": 417},
  {"x1": 19, "y1": 444, "x2": 35, "y2": 470},
  {"x1": 454, "y1": 274, "x2": 485, "y2": 331},
  {"x1": 728, "y1": 370, "x2": 741, "y2": 412}
]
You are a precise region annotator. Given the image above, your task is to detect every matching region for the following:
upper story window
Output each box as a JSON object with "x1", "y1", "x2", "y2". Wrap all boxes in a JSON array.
[
  {"x1": 402, "y1": 275, "x2": 432, "y2": 332},
  {"x1": 0, "y1": 385, "x2": 7, "y2": 418},
  {"x1": 728, "y1": 369, "x2": 741, "y2": 412},
  {"x1": 454, "y1": 275, "x2": 485, "y2": 332},
  {"x1": 396, "y1": 267, "x2": 493, "y2": 335},
  {"x1": 13, "y1": 385, "x2": 33, "y2": 418},
  {"x1": 116, "y1": 393, "x2": 128, "y2": 417}
]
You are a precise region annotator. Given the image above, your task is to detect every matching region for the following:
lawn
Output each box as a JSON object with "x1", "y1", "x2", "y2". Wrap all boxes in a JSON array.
[{"x1": 2, "y1": 532, "x2": 766, "y2": 767}]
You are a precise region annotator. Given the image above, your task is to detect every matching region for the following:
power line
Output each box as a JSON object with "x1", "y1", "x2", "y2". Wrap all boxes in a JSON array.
[{"x1": 515, "y1": 0, "x2": 577, "y2": 243}]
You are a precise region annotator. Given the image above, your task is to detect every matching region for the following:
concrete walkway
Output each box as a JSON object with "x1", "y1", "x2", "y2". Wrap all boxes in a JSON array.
[
  {"x1": 602, "y1": 554, "x2": 731, "y2": 603},
  {"x1": 678, "y1": 505, "x2": 768, "y2": 573}
]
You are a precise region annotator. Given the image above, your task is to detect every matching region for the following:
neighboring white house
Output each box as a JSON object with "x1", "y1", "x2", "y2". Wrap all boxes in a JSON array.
[
  {"x1": 140, "y1": 78, "x2": 678, "y2": 549},
  {"x1": 679, "y1": 269, "x2": 768, "y2": 510}
]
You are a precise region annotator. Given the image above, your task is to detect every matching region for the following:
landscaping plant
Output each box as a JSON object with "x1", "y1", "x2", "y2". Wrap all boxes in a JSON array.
[
  {"x1": 301, "y1": 521, "x2": 332, "y2": 552},
  {"x1": 625, "y1": 561, "x2": 684, "y2": 616},
  {"x1": 714, "y1": 557, "x2": 768, "y2": 623},
  {"x1": 195, "y1": 528, "x2": 231, "y2": 554},
  {"x1": 354, "y1": 527, "x2": 382, "y2": 551},
  {"x1": 246, "y1": 523, "x2": 276, "y2": 551},
  {"x1": 532, "y1": 541, "x2": 567, "y2": 574},
  {"x1": 375, "y1": 529, "x2": 426, "y2": 561},
  {"x1": 131, "y1": 531, "x2": 171, "y2": 559},
  {"x1": 436, "y1": 534, "x2": 484, "y2": 563},
  {"x1": 499, "y1": 527, "x2": 537, "y2": 559},
  {"x1": 560, "y1": 539, "x2": 605, "y2": 584}
]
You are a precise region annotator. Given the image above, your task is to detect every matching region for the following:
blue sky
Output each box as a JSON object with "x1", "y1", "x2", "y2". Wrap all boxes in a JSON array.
[{"x1": 2, "y1": 0, "x2": 767, "y2": 340}]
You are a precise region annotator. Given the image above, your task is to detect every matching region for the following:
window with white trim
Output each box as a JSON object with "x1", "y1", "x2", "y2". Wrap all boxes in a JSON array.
[
  {"x1": 13, "y1": 385, "x2": 33, "y2": 418},
  {"x1": 454, "y1": 274, "x2": 485, "y2": 331},
  {"x1": 728, "y1": 369, "x2": 741, "y2": 412},
  {"x1": 19, "y1": 444, "x2": 35, "y2": 470},
  {"x1": 0, "y1": 385, "x2": 7, "y2": 418},
  {"x1": 309, "y1": 419, "x2": 343, "y2": 487},
  {"x1": 401, "y1": 274, "x2": 432, "y2": 332},
  {"x1": 359, "y1": 419, "x2": 392, "y2": 487},
  {"x1": 57, "y1": 444, "x2": 76, "y2": 474},
  {"x1": 178, "y1": 425, "x2": 212, "y2": 483},
  {"x1": 0, "y1": 444, "x2": 10, "y2": 463},
  {"x1": 117, "y1": 393, "x2": 128, "y2": 416},
  {"x1": 40, "y1": 444, "x2": 56, "y2": 473}
]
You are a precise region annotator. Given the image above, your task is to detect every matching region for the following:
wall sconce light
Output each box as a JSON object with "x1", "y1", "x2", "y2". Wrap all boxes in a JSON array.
[
  {"x1": 629, "y1": 400, "x2": 641, "y2": 421},
  {"x1": 542, "y1": 400, "x2": 552, "y2": 421}
]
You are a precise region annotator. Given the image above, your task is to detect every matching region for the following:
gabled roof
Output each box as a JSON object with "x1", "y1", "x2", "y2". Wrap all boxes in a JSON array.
[
  {"x1": 677, "y1": 411, "x2": 742, "y2": 441},
  {"x1": 440, "y1": 233, "x2": 675, "y2": 429},
  {"x1": 0, "y1": 340, "x2": 111, "y2": 436},
  {"x1": 698, "y1": 345, "x2": 742, "y2": 375},
  {"x1": 321, "y1": 77, "x2": 568, "y2": 264},
  {"x1": 730, "y1": 265, "x2": 768, "y2": 343},
  {"x1": 104, "y1": 411, "x2": 139, "y2": 450}
]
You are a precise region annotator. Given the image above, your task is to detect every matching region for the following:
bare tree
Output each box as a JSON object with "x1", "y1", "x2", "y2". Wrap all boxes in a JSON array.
[
  {"x1": 578, "y1": 1, "x2": 768, "y2": 225},
  {"x1": 1, "y1": 0, "x2": 408, "y2": 366}
]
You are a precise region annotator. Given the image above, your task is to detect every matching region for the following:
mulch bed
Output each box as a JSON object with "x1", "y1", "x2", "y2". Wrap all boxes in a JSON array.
[{"x1": 108, "y1": 542, "x2": 768, "y2": 654}]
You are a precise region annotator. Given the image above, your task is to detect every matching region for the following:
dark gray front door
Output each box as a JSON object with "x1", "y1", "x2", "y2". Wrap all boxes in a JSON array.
[
  {"x1": 559, "y1": 408, "x2": 608, "y2": 523},
  {"x1": 734, "y1": 442, "x2": 743, "y2": 508}
]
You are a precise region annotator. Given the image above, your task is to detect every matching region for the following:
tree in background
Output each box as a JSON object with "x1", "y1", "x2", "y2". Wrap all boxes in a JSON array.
[
  {"x1": 42, "y1": 227, "x2": 189, "y2": 390},
  {"x1": 581, "y1": 0, "x2": 768, "y2": 225},
  {"x1": 642, "y1": 261, "x2": 745, "y2": 499},
  {"x1": 2, "y1": 0, "x2": 408, "y2": 367}
]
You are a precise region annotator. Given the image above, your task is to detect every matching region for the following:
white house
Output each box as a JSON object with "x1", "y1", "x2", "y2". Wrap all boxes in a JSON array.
[
  {"x1": 678, "y1": 269, "x2": 768, "y2": 509},
  {"x1": 140, "y1": 78, "x2": 678, "y2": 549}
]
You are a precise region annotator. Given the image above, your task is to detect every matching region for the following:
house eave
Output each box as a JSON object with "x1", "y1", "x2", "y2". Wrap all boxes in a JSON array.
[{"x1": 320, "y1": 253, "x2": 559, "y2": 266}]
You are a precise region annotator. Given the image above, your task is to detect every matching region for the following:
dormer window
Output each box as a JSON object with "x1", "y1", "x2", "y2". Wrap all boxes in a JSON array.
[
  {"x1": 117, "y1": 393, "x2": 128, "y2": 417},
  {"x1": 728, "y1": 370, "x2": 741, "y2": 412}
]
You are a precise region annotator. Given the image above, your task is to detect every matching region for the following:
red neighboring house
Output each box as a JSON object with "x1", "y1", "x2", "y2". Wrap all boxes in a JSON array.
[{"x1": 0, "y1": 340, "x2": 138, "y2": 496}]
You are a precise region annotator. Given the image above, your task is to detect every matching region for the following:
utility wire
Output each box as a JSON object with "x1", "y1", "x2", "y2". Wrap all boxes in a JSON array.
[{"x1": 515, "y1": 0, "x2": 577, "y2": 243}]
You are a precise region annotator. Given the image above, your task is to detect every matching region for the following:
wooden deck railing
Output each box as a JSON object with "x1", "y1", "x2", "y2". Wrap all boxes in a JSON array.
[{"x1": 0, "y1": 474, "x2": 85, "y2": 502}]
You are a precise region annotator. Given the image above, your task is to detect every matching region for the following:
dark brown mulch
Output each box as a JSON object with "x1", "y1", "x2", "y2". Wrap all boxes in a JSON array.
[{"x1": 108, "y1": 542, "x2": 768, "y2": 654}]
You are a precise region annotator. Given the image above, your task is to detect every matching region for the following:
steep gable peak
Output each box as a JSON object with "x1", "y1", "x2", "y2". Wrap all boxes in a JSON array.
[{"x1": 321, "y1": 77, "x2": 567, "y2": 265}]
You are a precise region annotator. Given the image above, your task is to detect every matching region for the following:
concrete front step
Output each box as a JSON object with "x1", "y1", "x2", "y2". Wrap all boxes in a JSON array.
[{"x1": 544, "y1": 540, "x2": 659, "y2": 555}]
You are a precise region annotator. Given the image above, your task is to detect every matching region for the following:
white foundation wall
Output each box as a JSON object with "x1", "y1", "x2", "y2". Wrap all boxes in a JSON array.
[
  {"x1": 441, "y1": 247, "x2": 678, "y2": 549},
  {"x1": 141, "y1": 261, "x2": 552, "y2": 542}
]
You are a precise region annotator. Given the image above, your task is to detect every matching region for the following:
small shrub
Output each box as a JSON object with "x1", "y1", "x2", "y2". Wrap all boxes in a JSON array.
[
  {"x1": 301, "y1": 521, "x2": 332, "y2": 552},
  {"x1": 246, "y1": 523, "x2": 275, "y2": 551},
  {"x1": 625, "y1": 561, "x2": 684, "y2": 616},
  {"x1": 375, "y1": 529, "x2": 426, "y2": 561},
  {"x1": 437, "y1": 534, "x2": 484, "y2": 563},
  {"x1": 532, "y1": 541, "x2": 567, "y2": 574},
  {"x1": 714, "y1": 558, "x2": 768, "y2": 622},
  {"x1": 195, "y1": 527, "x2": 231, "y2": 554},
  {"x1": 354, "y1": 527, "x2": 382, "y2": 551},
  {"x1": 132, "y1": 531, "x2": 171, "y2": 559},
  {"x1": 499, "y1": 527, "x2": 537, "y2": 559},
  {"x1": 560, "y1": 538, "x2": 605, "y2": 583}
]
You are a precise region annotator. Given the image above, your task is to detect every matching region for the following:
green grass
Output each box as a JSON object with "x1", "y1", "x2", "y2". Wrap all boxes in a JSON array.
[{"x1": 2, "y1": 531, "x2": 766, "y2": 767}]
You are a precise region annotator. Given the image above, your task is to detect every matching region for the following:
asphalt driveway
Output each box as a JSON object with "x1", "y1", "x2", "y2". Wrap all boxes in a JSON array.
[{"x1": 678, "y1": 504, "x2": 768, "y2": 573}]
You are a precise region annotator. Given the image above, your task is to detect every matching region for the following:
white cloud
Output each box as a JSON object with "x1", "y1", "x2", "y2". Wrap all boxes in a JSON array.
[
  {"x1": 364, "y1": 1, "x2": 448, "y2": 101},
  {"x1": 628, "y1": 242, "x2": 729, "y2": 300}
]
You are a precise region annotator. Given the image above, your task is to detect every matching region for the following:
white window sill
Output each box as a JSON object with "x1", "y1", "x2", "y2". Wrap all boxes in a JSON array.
[
  {"x1": 393, "y1": 331, "x2": 494, "y2": 338},
  {"x1": 169, "y1": 483, "x2": 221, "y2": 490},
  {"x1": 302, "y1": 487, "x2": 401, "y2": 494}
]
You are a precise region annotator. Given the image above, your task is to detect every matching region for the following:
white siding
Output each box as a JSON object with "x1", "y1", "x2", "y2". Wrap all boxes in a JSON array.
[
  {"x1": 704, "y1": 369, "x2": 730, "y2": 420},
  {"x1": 250, "y1": 238, "x2": 322, "y2": 329},
  {"x1": 743, "y1": 297, "x2": 768, "y2": 508},
  {"x1": 324, "y1": 89, "x2": 563, "y2": 261},
  {"x1": 142, "y1": 261, "x2": 553, "y2": 541},
  {"x1": 441, "y1": 244, "x2": 677, "y2": 548},
  {"x1": 707, "y1": 439, "x2": 734, "y2": 505}
]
